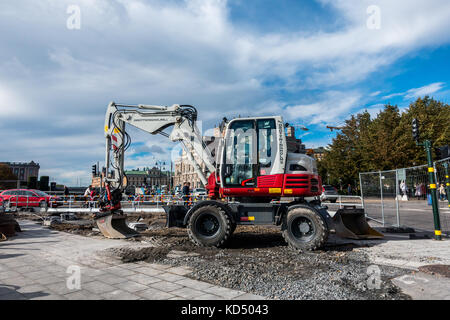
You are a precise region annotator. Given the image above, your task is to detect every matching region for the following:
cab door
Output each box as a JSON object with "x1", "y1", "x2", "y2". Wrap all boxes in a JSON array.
[{"x1": 221, "y1": 119, "x2": 257, "y2": 188}]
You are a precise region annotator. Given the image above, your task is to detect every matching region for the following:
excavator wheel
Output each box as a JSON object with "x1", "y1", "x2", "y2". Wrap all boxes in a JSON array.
[
  {"x1": 282, "y1": 206, "x2": 328, "y2": 251},
  {"x1": 187, "y1": 205, "x2": 232, "y2": 248}
]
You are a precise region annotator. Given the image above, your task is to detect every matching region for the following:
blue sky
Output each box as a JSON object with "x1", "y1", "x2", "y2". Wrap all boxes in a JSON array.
[{"x1": 1, "y1": 0, "x2": 450, "y2": 186}]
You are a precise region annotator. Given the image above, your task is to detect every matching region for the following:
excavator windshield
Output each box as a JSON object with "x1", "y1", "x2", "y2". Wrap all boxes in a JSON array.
[{"x1": 222, "y1": 118, "x2": 279, "y2": 187}]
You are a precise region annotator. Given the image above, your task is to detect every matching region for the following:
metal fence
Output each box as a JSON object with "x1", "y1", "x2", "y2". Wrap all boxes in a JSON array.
[
  {"x1": 360, "y1": 157, "x2": 450, "y2": 236},
  {"x1": 1, "y1": 194, "x2": 209, "y2": 213}
]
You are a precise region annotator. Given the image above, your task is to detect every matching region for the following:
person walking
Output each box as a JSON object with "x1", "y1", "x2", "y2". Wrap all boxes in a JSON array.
[
  {"x1": 347, "y1": 184, "x2": 352, "y2": 195},
  {"x1": 63, "y1": 185, "x2": 70, "y2": 196},
  {"x1": 182, "y1": 182, "x2": 191, "y2": 207},
  {"x1": 439, "y1": 183, "x2": 447, "y2": 201},
  {"x1": 84, "y1": 185, "x2": 92, "y2": 197}
]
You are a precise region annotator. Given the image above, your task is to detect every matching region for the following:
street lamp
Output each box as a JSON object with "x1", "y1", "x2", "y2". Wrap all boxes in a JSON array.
[{"x1": 155, "y1": 160, "x2": 166, "y2": 190}]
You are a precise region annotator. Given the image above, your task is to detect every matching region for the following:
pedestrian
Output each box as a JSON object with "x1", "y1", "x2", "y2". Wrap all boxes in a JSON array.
[
  {"x1": 400, "y1": 180, "x2": 408, "y2": 197},
  {"x1": 90, "y1": 188, "x2": 97, "y2": 201},
  {"x1": 84, "y1": 185, "x2": 92, "y2": 197},
  {"x1": 347, "y1": 184, "x2": 352, "y2": 195},
  {"x1": 63, "y1": 185, "x2": 70, "y2": 196},
  {"x1": 415, "y1": 183, "x2": 421, "y2": 200},
  {"x1": 182, "y1": 182, "x2": 191, "y2": 206},
  {"x1": 439, "y1": 183, "x2": 447, "y2": 201}
]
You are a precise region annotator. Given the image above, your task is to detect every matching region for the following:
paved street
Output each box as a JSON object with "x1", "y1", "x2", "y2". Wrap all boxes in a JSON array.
[
  {"x1": 0, "y1": 221, "x2": 263, "y2": 300},
  {"x1": 1, "y1": 220, "x2": 450, "y2": 300}
]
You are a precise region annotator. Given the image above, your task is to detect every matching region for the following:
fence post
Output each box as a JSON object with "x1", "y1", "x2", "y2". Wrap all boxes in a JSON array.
[
  {"x1": 379, "y1": 171, "x2": 385, "y2": 227},
  {"x1": 359, "y1": 173, "x2": 365, "y2": 213},
  {"x1": 423, "y1": 140, "x2": 442, "y2": 240},
  {"x1": 395, "y1": 169, "x2": 400, "y2": 227}
]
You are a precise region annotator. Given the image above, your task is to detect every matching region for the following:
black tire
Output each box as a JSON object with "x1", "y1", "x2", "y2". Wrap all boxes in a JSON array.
[
  {"x1": 230, "y1": 222, "x2": 237, "y2": 234},
  {"x1": 187, "y1": 205, "x2": 232, "y2": 247},
  {"x1": 282, "y1": 206, "x2": 328, "y2": 251}
]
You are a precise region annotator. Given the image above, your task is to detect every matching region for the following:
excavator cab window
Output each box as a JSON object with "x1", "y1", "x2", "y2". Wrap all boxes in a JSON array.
[
  {"x1": 223, "y1": 120, "x2": 257, "y2": 186},
  {"x1": 222, "y1": 118, "x2": 278, "y2": 186},
  {"x1": 257, "y1": 119, "x2": 276, "y2": 175}
]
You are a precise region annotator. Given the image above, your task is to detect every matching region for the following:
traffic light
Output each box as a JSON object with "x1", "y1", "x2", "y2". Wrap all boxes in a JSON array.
[
  {"x1": 92, "y1": 164, "x2": 97, "y2": 176},
  {"x1": 412, "y1": 118, "x2": 420, "y2": 142}
]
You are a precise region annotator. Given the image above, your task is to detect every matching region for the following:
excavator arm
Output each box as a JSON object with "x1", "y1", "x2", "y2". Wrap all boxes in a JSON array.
[
  {"x1": 95, "y1": 102, "x2": 217, "y2": 239},
  {"x1": 104, "y1": 102, "x2": 215, "y2": 189}
]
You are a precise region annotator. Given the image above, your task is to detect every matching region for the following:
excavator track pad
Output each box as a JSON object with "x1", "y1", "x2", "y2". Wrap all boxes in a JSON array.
[{"x1": 94, "y1": 213, "x2": 140, "y2": 239}]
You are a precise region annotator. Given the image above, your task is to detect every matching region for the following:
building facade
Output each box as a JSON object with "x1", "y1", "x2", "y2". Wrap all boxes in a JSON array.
[
  {"x1": 92, "y1": 167, "x2": 171, "y2": 189},
  {"x1": 124, "y1": 167, "x2": 170, "y2": 188},
  {"x1": 0, "y1": 161, "x2": 40, "y2": 184}
]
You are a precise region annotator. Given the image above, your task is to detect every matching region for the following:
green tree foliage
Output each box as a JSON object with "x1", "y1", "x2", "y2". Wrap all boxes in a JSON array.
[
  {"x1": 320, "y1": 96, "x2": 450, "y2": 186},
  {"x1": 0, "y1": 164, "x2": 17, "y2": 189}
]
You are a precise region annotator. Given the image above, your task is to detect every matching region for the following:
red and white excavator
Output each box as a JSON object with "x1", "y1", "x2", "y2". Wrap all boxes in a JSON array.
[{"x1": 95, "y1": 102, "x2": 382, "y2": 250}]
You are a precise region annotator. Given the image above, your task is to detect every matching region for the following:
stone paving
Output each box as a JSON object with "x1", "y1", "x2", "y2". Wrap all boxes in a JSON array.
[{"x1": 0, "y1": 221, "x2": 263, "y2": 300}]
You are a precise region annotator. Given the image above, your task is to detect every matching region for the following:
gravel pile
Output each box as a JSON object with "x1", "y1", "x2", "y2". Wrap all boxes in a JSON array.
[{"x1": 111, "y1": 225, "x2": 411, "y2": 300}]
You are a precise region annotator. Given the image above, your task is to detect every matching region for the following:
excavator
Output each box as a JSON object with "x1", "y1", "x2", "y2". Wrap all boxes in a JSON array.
[{"x1": 95, "y1": 102, "x2": 382, "y2": 250}]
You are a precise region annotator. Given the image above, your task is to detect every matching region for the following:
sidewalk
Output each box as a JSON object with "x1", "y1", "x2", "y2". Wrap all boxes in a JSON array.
[
  {"x1": 0, "y1": 221, "x2": 263, "y2": 300},
  {"x1": 335, "y1": 231, "x2": 450, "y2": 300}
]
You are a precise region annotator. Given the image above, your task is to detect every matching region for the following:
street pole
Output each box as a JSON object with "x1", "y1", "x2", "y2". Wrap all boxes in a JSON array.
[{"x1": 419, "y1": 140, "x2": 442, "y2": 240}]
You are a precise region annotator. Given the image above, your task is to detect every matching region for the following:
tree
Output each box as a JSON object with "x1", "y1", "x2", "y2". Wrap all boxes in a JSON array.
[
  {"x1": 395, "y1": 96, "x2": 450, "y2": 165},
  {"x1": 0, "y1": 163, "x2": 17, "y2": 189},
  {"x1": 319, "y1": 96, "x2": 450, "y2": 188}
]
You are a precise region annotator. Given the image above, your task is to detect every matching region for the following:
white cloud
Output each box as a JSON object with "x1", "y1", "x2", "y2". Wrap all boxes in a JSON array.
[
  {"x1": 285, "y1": 91, "x2": 362, "y2": 125},
  {"x1": 382, "y1": 82, "x2": 445, "y2": 100},
  {"x1": 404, "y1": 82, "x2": 445, "y2": 99}
]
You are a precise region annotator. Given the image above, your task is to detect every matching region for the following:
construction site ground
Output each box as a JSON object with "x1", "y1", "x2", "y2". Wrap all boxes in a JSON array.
[{"x1": 1, "y1": 211, "x2": 450, "y2": 300}]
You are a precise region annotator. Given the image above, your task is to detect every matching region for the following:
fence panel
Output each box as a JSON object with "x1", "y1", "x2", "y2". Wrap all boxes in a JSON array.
[
  {"x1": 359, "y1": 171, "x2": 384, "y2": 225},
  {"x1": 360, "y1": 157, "x2": 450, "y2": 236}
]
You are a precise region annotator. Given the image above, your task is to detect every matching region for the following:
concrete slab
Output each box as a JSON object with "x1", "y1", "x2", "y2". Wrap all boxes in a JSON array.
[{"x1": 392, "y1": 272, "x2": 450, "y2": 300}]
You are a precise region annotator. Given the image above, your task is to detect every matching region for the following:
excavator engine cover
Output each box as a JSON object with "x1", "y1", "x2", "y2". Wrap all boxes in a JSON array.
[
  {"x1": 332, "y1": 207, "x2": 383, "y2": 239},
  {"x1": 94, "y1": 213, "x2": 140, "y2": 239}
]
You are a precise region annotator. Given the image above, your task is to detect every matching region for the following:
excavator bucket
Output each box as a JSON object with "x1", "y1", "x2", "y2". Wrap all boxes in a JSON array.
[
  {"x1": 94, "y1": 213, "x2": 140, "y2": 239},
  {"x1": 332, "y1": 207, "x2": 383, "y2": 240}
]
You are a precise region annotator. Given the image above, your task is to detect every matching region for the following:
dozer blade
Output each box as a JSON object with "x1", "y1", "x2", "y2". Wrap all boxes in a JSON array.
[
  {"x1": 94, "y1": 213, "x2": 140, "y2": 239},
  {"x1": 332, "y1": 207, "x2": 383, "y2": 240}
]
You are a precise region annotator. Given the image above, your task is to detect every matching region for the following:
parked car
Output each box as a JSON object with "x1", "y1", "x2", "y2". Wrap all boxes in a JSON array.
[
  {"x1": 0, "y1": 189, "x2": 61, "y2": 208},
  {"x1": 320, "y1": 185, "x2": 338, "y2": 203},
  {"x1": 0, "y1": 196, "x2": 5, "y2": 213},
  {"x1": 192, "y1": 188, "x2": 207, "y2": 197}
]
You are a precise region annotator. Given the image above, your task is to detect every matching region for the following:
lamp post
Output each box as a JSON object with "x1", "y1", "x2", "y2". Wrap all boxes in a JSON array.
[{"x1": 155, "y1": 160, "x2": 166, "y2": 191}]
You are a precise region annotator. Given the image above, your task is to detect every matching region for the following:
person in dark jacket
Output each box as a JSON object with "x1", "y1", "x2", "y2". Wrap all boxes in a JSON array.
[
  {"x1": 63, "y1": 185, "x2": 70, "y2": 196},
  {"x1": 182, "y1": 182, "x2": 191, "y2": 206}
]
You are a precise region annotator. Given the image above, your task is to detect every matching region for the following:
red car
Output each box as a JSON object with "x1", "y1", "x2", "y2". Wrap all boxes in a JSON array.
[{"x1": 0, "y1": 189, "x2": 60, "y2": 208}]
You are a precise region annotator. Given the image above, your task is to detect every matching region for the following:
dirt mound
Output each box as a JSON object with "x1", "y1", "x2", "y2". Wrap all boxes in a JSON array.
[
  {"x1": 419, "y1": 264, "x2": 450, "y2": 278},
  {"x1": 50, "y1": 221, "x2": 97, "y2": 236},
  {"x1": 0, "y1": 214, "x2": 21, "y2": 238}
]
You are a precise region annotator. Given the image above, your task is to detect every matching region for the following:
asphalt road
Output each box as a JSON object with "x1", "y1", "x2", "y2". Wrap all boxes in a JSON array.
[{"x1": 327, "y1": 198, "x2": 450, "y2": 235}]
